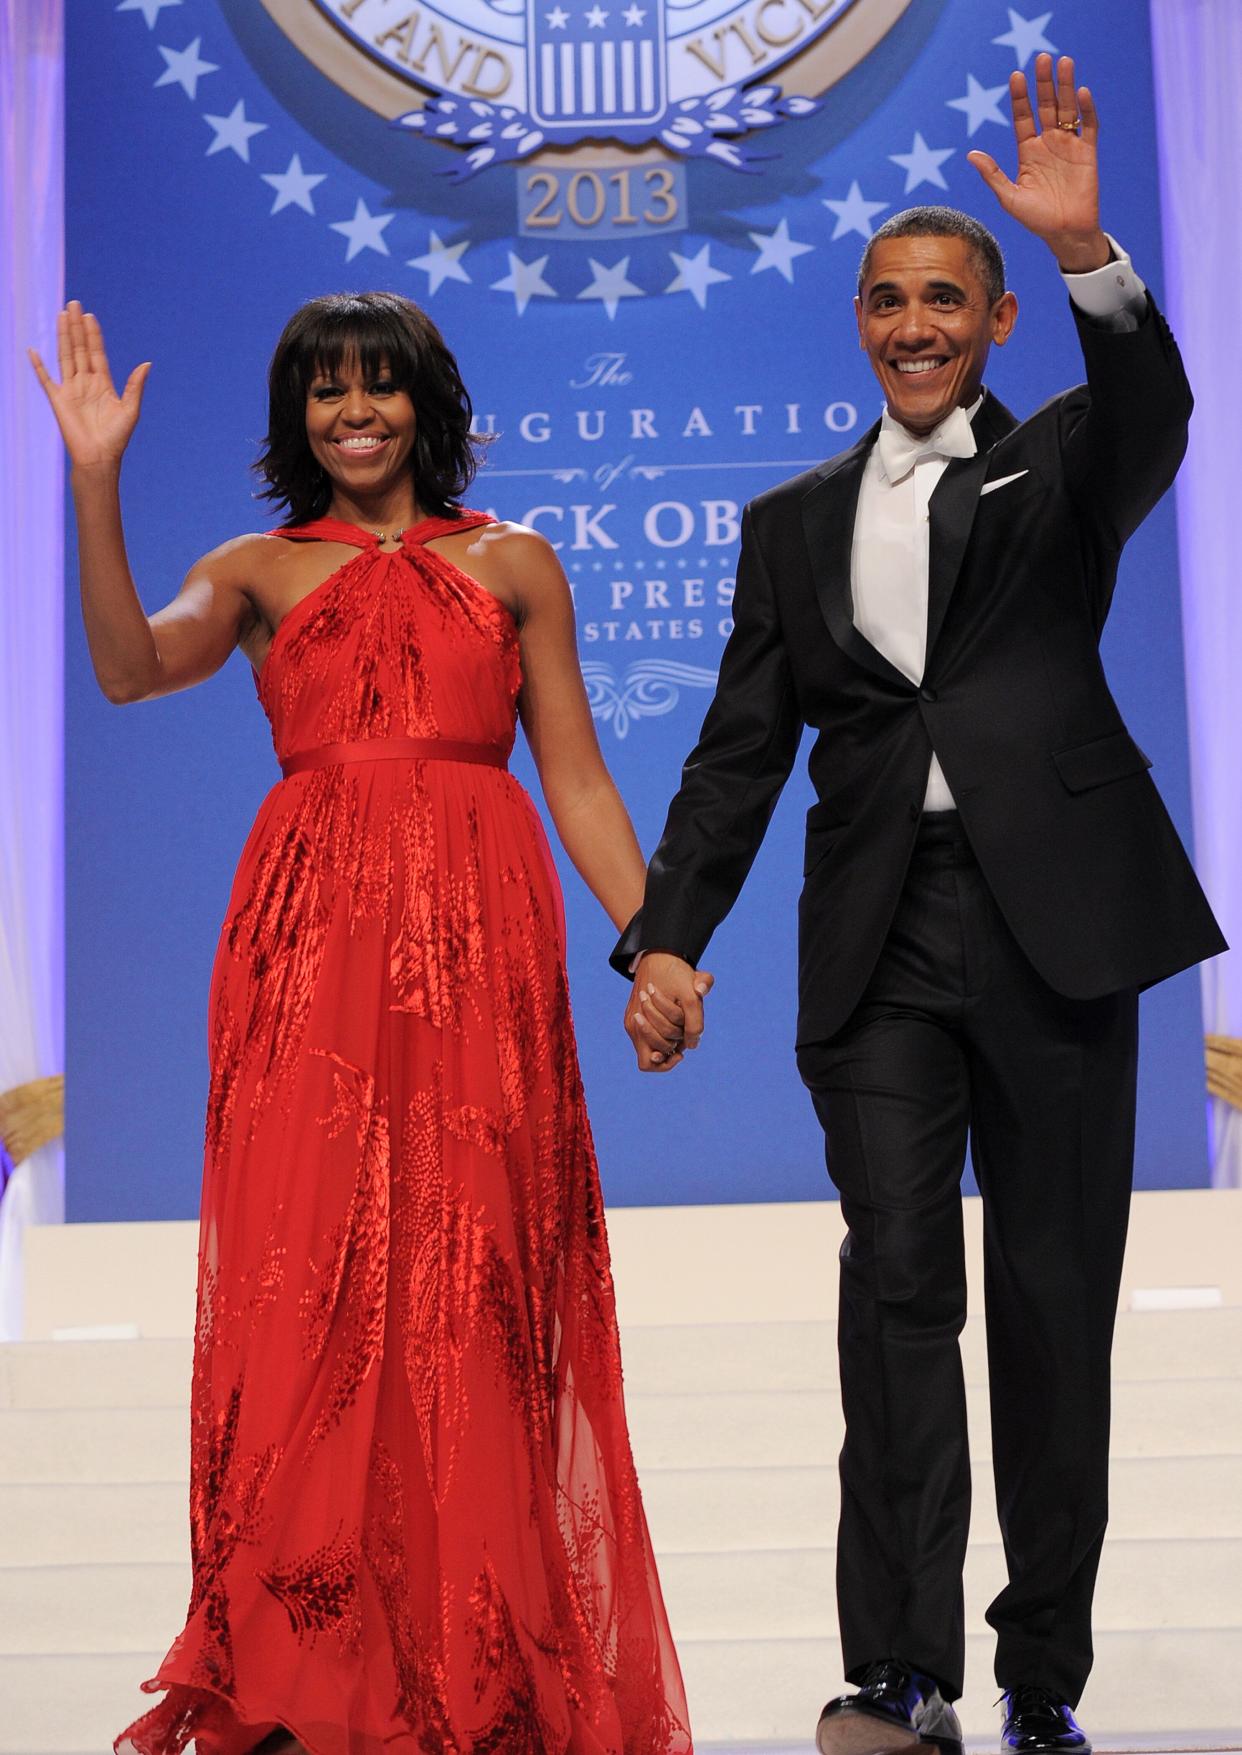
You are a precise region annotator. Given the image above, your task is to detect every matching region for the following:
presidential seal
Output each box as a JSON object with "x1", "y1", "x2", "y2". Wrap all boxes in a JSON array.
[{"x1": 262, "y1": 0, "x2": 913, "y2": 198}]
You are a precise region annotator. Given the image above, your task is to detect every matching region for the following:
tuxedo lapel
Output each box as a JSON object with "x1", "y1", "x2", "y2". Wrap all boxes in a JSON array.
[
  {"x1": 801, "y1": 425, "x2": 913, "y2": 691},
  {"x1": 925, "y1": 390, "x2": 1019, "y2": 661}
]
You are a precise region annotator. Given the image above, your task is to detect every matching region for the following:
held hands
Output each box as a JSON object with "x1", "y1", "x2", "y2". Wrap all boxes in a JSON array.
[
  {"x1": 624, "y1": 953, "x2": 714, "y2": 1074},
  {"x1": 968, "y1": 53, "x2": 1111, "y2": 273},
  {"x1": 29, "y1": 301, "x2": 151, "y2": 473}
]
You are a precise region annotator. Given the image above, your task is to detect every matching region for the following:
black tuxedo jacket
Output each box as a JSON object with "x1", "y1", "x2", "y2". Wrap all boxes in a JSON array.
[{"x1": 613, "y1": 297, "x2": 1225, "y2": 1045}]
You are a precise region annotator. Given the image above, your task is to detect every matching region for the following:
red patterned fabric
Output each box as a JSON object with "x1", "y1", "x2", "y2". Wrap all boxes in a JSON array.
[{"x1": 117, "y1": 513, "x2": 692, "y2": 1755}]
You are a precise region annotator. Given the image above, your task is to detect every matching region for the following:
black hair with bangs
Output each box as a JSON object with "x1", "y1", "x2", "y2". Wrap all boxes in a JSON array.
[{"x1": 256, "y1": 291, "x2": 484, "y2": 525}]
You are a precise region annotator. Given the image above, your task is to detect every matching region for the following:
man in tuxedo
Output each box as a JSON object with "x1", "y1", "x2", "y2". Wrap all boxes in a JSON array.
[{"x1": 615, "y1": 53, "x2": 1224, "y2": 1755}]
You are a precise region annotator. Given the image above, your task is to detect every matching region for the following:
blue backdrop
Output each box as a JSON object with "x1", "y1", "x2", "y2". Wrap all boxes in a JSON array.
[{"x1": 67, "y1": 0, "x2": 1209, "y2": 1219}]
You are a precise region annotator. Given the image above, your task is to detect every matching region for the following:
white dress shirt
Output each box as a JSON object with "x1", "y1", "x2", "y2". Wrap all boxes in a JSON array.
[{"x1": 850, "y1": 238, "x2": 1148, "y2": 812}]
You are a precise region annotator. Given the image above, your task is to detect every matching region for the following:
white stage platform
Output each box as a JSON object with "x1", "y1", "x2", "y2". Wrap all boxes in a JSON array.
[{"x1": 2, "y1": 1189, "x2": 1241, "y2": 1754}]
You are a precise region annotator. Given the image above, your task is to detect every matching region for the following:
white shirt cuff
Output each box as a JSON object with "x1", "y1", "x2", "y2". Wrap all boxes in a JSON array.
[{"x1": 1061, "y1": 234, "x2": 1147, "y2": 331}]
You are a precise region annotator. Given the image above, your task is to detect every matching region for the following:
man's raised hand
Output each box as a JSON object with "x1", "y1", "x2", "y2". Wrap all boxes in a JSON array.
[
  {"x1": 967, "y1": 53, "x2": 1110, "y2": 273},
  {"x1": 624, "y1": 952, "x2": 714, "y2": 1074},
  {"x1": 29, "y1": 302, "x2": 151, "y2": 472}
]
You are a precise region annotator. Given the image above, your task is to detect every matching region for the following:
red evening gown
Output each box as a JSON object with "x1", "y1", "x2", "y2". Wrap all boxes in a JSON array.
[{"x1": 117, "y1": 512, "x2": 692, "y2": 1755}]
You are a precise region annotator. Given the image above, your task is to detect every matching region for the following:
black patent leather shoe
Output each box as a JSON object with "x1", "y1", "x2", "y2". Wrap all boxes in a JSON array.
[
  {"x1": 817, "y1": 1660, "x2": 964, "y2": 1755},
  {"x1": 1000, "y1": 1687, "x2": 1091, "y2": 1755}
]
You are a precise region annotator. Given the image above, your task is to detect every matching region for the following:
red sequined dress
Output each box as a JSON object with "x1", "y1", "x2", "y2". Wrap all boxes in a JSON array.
[{"x1": 117, "y1": 513, "x2": 692, "y2": 1755}]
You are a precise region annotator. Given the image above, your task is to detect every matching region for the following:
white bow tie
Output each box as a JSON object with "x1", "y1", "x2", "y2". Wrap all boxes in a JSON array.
[{"x1": 877, "y1": 403, "x2": 978, "y2": 484}]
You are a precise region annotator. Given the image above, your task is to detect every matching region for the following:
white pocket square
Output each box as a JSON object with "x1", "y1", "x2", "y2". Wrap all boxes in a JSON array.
[{"x1": 980, "y1": 470, "x2": 1030, "y2": 496}]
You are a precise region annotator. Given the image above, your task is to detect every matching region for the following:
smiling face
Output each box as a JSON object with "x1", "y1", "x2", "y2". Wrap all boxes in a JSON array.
[
  {"x1": 855, "y1": 234, "x2": 1018, "y2": 437},
  {"x1": 305, "y1": 353, "x2": 418, "y2": 506}
]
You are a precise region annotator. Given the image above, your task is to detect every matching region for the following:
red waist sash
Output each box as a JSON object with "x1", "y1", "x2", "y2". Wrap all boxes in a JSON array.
[{"x1": 280, "y1": 737, "x2": 508, "y2": 779}]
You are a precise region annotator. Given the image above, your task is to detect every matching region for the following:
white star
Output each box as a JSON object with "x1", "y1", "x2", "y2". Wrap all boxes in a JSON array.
[
  {"x1": 116, "y1": 0, "x2": 182, "y2": 27},
  {"x1": 664, "y1": 243, "x2": 730, "y2": 311},
  {"x1": 822, "y1": 180, "x2": 889, "y2": 242},
  {"x1": 153, "y1": 36, "x2": 218, "y2": 99},
  {"x1": 577, "y1": 256, "x2": 643, "y2": 320},
  {"x1": 203, "y1": 98, "x2": 267, "y2": 162},
  {"x1": 408, "y1": 231, "x2": 472, "y2": 294},
  {"x1": 889, "y1": 131, "x2": 955, "y2": 193},
  {"x1": 330, "y1": 198, "x2": 394, "y2": 262},
  {"x1": 992, "y1": 8, "x2": 1056, "y2": 66},
  {"x1": 546, "y1": 5, "x2": 569, "y2": 24},
  {"x1": 491, "y1": 252, "x2": 556, "y2": 316},
  {"x1": 748, "y1": 217, "x2": 814, "y2": 283},
  {"x1": 261, "y1": 154, "x2": 326, "y2": 215},
  {"x1": 946, "y1": 73, "x2": 1010, "y2": 135},
  {"x1": 585, "y1": 5, "x2": 608, "y2": 25},
  {"x1": 622, "y1": 3, "x2": 646, "y2": 21}
]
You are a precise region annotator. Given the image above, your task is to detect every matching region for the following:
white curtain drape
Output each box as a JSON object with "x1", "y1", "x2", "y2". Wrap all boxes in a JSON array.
[
  {"x1": 1149, "y1": 0, "x2": 1242, "y2": 1187},
  {"x1": 0, "y1": 0, "x2": 65, "y2": 1339}
]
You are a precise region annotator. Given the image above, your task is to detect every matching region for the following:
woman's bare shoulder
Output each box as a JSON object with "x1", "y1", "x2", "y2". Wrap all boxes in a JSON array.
[
  {"x1": 186, "y1": 529, "x2": 289, "y2": 585},
  {"x1": 472, "y1": 523, "x2": 569, "y2": 622},
  {"x1": 475, "y1": 518, "x2": 554, "y2": 553},
  {"x1": 473, "y1": 520, "x2": 563, "y2": 578}
]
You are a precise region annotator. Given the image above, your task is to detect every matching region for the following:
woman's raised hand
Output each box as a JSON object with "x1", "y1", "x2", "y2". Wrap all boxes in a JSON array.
[{"x1": 29, "y1": 301, "x2": 151, "y2": 471}]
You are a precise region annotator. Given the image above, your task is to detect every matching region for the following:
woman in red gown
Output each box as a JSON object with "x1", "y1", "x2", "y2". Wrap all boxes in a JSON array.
[{"x1": 33, "y1": 295, "x2": 697, "y2": 1755}]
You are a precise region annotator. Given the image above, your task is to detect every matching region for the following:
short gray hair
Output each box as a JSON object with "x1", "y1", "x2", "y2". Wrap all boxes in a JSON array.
[{"x1": 857, "y1": 206, "x2": 1007, "y2": 305}]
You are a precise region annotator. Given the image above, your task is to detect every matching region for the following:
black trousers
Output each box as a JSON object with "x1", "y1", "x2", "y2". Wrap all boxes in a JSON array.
[{"x1": 796, "y1": 813, "x2": 1138, "y2": 1705}]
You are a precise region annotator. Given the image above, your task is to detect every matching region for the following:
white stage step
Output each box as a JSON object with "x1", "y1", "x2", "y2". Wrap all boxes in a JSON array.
[
  {"x1": 625, "y1": 1379, "x2": 1242, "y2": 1469},
  {"x1": 0, "y1": 1337, "x2": 191, "y2": 1410},
  {"x1": 2, "y1": 1630, "x2": 1241, "y2": 1752},
  {"x1": 2, "y1": 1334, "x2": 1241, "y2": 1747},
  {"x1": 676, "y1": 1629, "x2": 1242, "y2": 1744},
  {"x1": 621, "y1": 1308, "x2": 1242, "y2": 1392},
  {"x1": 5, "y1": 1195, "x2": 1241, "y2": 1751},
  {"x1": 4, "y1": 1374, "x2": 1239, "y2": 1487},
  {"x1": 2, "y1": 1450, "x2": 1238, "y2": 1571},
  {"x1": 0, "y1": 1480, "x2": 187, "y2": 1567},
  {"x1": 4, "y1": 1307, "x2": 1240, "y2": 1406},
  {"x1": 3, "y1": 1535, "x2": 1239, "y2": 1657},
  {"x1": 3, "y1": 1449, "x2": 1239, "y2": 1571},
  {"x1": 643, "y1": 1453, "x2": 1242, "y2": 1550}
]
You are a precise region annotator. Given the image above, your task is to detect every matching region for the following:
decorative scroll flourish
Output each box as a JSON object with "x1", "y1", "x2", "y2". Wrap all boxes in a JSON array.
[
  {"x1": 580, "y1": 660, "x2": 718, "y2": 739},
  {"x1": 393, "y1": 83, "x2": 819, "y2": 181}
]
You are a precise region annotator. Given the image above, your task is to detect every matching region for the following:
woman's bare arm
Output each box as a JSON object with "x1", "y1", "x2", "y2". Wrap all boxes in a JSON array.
[
  {"x1": 31, "y1": 302, "x2": 255, "y2": 702},
  {"x1": 500, "y1": 526, "x2": 706, "y2": 1068},
  {"x1": 505, "y1": 526, "x2": 648, "y2": 931}
]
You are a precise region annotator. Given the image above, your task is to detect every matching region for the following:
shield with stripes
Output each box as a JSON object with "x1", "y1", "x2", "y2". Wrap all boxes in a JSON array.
[{"x1": 526, "y1": 0, "x2": 668, "y2": 132}]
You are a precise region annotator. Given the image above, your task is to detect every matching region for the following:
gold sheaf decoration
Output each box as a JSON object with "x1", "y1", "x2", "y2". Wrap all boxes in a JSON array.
[
  {"x1": 0, "y1": 1075, "x2": 64, "y2": 1167},
  {"x1": 1206, "y1": 1036, "x2": 1242, "y2": 1111}
]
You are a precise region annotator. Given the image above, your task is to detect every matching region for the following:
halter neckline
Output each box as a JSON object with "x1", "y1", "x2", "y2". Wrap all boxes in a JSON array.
[{"x1": 276, "y1": 510, "x2": 495, "y2": 550}]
